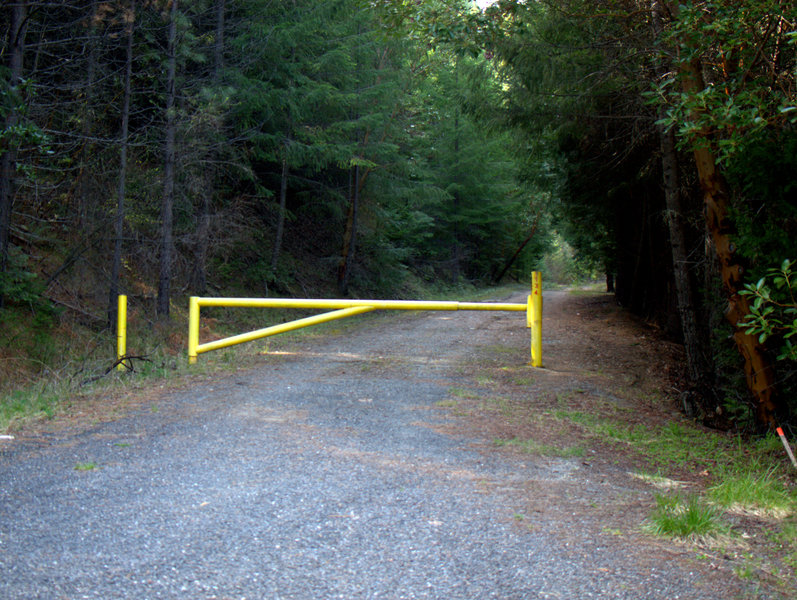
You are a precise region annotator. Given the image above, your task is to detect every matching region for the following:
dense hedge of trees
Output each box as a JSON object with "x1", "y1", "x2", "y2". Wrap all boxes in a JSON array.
[
  {"x1": 471, "y1": 0, "x2": 795, "y2": 429},
  {"x1": 0, "y1": 0, "x2": 543, "y2": 322}
]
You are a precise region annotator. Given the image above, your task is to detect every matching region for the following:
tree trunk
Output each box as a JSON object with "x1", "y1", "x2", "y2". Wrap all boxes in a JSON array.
[
  {"x1": 76, "y1": 1, "x2": 100, "y2": 230},
  {"x1": 606, "y1": 272, "x2": 615, "y2": 293},
  {"x1": 191, "y1": 0, "x2": 224, "y2": 295},
  {"x1": 680, "y1": 58, "x2": 779, "y2": 428},
  {"x1": 271, "y1": 151, "x2": 288, "y2": 274},
  {"x1": 337, "y1": 165, "x2": 359, "y2": 296},
  {"x1": 659, "y1": 124, "x2": 708, "y2": 384},
  {"x1": 0, "y1": 2, "x2": 27, "y2": 309},
  {"x1": 451, "y1": 60, "x2": 462, "y2": 283},
  {"x1": 651, "y1": 0, "x2": 710, "y2": 387},
  {"x1": 492, "y1": 212, "x2": 541, "y2": 284},
  {"x1": 158, "y1": 0, "x2": 178, "y2": 318},
  {"x1": 108, "y1": 0, "x2": 136, "y2": 331}
]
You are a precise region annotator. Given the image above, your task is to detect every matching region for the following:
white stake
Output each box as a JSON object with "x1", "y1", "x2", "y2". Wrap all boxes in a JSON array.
[{"x1": 776, "y1": 427, "x2": 797, "y2": 469}]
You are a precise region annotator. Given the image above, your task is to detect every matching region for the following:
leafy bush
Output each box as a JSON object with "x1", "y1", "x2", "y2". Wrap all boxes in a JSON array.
[{"x1": 739, "y1": 259, "x2": 797, "y2": 362}]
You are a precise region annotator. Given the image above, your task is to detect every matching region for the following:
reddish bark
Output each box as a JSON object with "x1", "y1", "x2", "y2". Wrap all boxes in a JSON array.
[{"x1": 681, "y1": 59, "x2": 779, "y2": 428}]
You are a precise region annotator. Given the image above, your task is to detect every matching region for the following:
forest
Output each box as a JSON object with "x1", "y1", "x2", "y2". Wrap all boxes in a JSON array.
[{"x1": 1, "y1": 0, "x2": 795, "y2": 431}]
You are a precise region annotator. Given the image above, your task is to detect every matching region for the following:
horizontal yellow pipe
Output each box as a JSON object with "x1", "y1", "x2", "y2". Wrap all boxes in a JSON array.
[
  {"x1": 195, "y1": 305, "x2": 375, "y2": 356},
  {"x1": 195, "y1": 297, "x2": 527, "y2": 312}
]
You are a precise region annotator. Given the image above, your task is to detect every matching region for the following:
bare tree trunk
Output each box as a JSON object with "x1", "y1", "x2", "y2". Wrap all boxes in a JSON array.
[
  {"x1": 75, "y1": 1, "x2": 101, "y2": 230},
  {"x1": 337, "y1": 165, "x2": 359, "y2": 296},
  {"x1": 191, "y1": 0, "x2": 224, "y2": 295},
  {"x1": 0, "y1": 2, "x2": 27, "y2": 309},
  {"x1": 680, "y1": 57, "x2": 779, "y2": 428},
  {"x1": 108, "y1": 0, "x2": 136, "y2": 330},
  {"x1": 158, "y1": 0, "x2": 178, "y2": 318},
  {"x1": 651, "y1": 0, "x2": 708, "y2": 386},
  {"x1": 659, "y1": 123, "x2": 708, "y2": 384},
  {"x1": 492, "y1": 212, "x2": 541, "y2": 284},
  {"x1": 606, "y1": 272, "x2": 615, "y2": 293},
  {"x1": 214, "y1": 0, "x2": 225, "y2": 71},
  {"x1": 271, "y1": 151, "x2": 288, "y2": 274}
]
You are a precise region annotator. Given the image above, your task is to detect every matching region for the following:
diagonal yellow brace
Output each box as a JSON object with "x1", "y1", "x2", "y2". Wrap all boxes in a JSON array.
[
  {"x1": 188, "y1": 284, "x2": 539, "y2": 365},
  {"x1": 189, "y1": 304, "x2": 375, "y2": 363}
]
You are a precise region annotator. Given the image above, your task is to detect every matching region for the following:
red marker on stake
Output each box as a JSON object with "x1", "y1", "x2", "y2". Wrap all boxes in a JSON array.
[{"x1": 776, "y1": 427, "x2": 797, "y2": 468}]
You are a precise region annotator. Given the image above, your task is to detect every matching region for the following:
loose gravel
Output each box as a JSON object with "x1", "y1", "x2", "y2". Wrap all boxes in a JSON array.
[{"x1": 0, "y1": 293, "x2": 761, "y2": 599}]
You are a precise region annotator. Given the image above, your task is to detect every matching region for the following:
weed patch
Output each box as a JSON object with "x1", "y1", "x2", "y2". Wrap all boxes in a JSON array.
[{"x1": 644, "y1": 493, "x2": 731, "y2": 543}]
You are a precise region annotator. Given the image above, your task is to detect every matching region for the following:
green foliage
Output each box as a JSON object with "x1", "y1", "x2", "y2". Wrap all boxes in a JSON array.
[
  {"x1": 0, "y1": 249, "x2": 56, "y2": 317},
  {"x1": 538, "y1": 234, "x2": 596, "y2": 286},
  {"x1": 654, "y1": 0, "x2": 795, "y2": 164},
  {"x1": 740, "y1": 259, "x2": 797, "y2": 361},
  {"x1": 727, "y1": 132, "x2": 797, "y2": 282}
]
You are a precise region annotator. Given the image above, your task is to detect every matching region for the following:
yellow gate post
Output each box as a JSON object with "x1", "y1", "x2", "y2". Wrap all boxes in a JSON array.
[
  {"x1": 188, "y1": 296, "x2": 200, "y2": 364},
  {"x1": 530, "y1": 271, "x2": 543, "y2": 367},
  {"x1": 116, "y1": 294, "x2": 128, "y2": 371}
]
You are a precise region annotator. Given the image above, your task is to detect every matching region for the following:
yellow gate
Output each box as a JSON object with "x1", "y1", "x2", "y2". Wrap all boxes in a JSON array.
[{"x1": 187, "y1": 272, "x2": 543, "y2": 367}]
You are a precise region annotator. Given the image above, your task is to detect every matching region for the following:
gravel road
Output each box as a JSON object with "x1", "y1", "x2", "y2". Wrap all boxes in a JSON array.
[{"x1": 0, "y1": 292, "x2": 761, "y2": 599}]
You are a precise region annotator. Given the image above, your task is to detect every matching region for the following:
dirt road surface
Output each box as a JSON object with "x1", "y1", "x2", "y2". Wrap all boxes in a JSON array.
[{"x1": 0, "y1": 290, "x2": 773, "y2": 599}]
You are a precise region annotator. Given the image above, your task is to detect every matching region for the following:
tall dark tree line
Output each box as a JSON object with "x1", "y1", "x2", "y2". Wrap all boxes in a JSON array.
[
  {"x1": 1, "y1": 0, "x2": 540, "y2": 330},
  {"x1": 461, "y1": 0, "x2": 795, "y2": 428}
]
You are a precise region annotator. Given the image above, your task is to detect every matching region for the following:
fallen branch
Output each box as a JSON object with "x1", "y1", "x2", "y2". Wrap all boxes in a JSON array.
[{"x1": 80, "y1": 354, "x2": 151, "y2": 386}]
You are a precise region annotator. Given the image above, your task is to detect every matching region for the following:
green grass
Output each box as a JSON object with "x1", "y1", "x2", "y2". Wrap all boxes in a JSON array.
[
  {"x1": 0, "y1": 387, "x2": 60, "y2": 430},
  {"x1": 448, "y1": 386, "x2": 480, "y2": 399},
  {"x1": 567, "y1": 284, "x2": 609, "y2": 295},
  {"x1": 644, "y1": 493, "x2": 731, "y2": 541},
  {"x1": 495, "y1": 436, "x2": 585, "y2": 458},
  {"x1": 555, "y1": 410, "x2": 729, "y2": 470},
  {"x1": 435, "y1": 399, "x2": 459, "y2": 408},
  {"x1": 74, "y1": 462, "x2": 98, "y2": 471},
  {"x1": 708, "y1": 467, "x2": 796, "y2": 518}
]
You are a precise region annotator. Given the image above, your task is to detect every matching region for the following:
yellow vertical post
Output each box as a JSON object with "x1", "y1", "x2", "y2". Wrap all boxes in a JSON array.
[
  {"x1": 530, "y1": 271, "x2": 542, "y2": 367},
  {"x1": 188, "y1": 296, "x2": 199, "y2": 364},
  {"x1": 116, "y1": 295, "x2": 128, "y2": 371}
]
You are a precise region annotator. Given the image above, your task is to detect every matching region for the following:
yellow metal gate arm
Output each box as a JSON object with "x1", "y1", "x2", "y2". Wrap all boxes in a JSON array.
[
  {"x1": 193, "y1": 297, "x2": 527, "y2": 312},
  {"x1": 188, "y1": 275, "x2": 542, "y2": 366}
]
